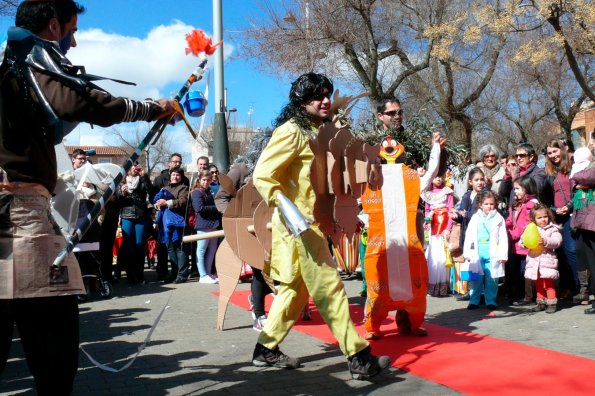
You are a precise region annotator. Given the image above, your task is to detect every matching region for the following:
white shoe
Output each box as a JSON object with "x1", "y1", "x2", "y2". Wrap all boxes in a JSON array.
[
  {"x1": 199, "y1": 276, "x2": 218, "y2": 284},
  {"x1": 253, "y1": 315, "x2": 267, "y2": 332}
]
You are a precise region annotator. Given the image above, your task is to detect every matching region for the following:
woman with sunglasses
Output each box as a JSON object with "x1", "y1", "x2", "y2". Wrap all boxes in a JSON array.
[
  {"x1": 208, "y1": 164, "x2": 220, "y2": 195},
  {"x1": 499, "y1": 142, "x2": 547, "y2": 210}
]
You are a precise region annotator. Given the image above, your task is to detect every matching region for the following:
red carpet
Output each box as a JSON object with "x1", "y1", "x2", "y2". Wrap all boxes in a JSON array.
[{"x1": 220, "y1": 290, "x2": 595, "y2": 395}]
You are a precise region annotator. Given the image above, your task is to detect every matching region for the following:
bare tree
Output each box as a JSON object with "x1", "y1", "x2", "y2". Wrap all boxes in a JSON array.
[
  {"x1": 108, "y1": 125, "x2": 173, "y2": 176},
  {"x1": 512, "y1": 0, "x2": 595, "y2": 102},
  {"x1": 403, "y1": 0, "x2": 509, "y2": 147},
  {"x1": 240, "y1": 0, "x2": 438, "y2": 103},
  {"x1": 0, "y1": 0, "x2": 18, "y2": 17}
]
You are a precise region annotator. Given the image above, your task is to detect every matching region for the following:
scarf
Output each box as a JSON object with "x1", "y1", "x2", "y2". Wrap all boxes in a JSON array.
[
  {"x1": 126, "y1": 175, "x2": 140, "y2": 193},
  {"x1": 573, "y1": 189, "x2": 595, "y2": 211},
  {"x1": 482, "y1": 164, "x2": 501, "y2": 180}
]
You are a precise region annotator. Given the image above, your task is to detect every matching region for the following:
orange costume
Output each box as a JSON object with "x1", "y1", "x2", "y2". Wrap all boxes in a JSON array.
[{"x1": 361, "y1": 141, "x2": 441, "y2": 339}]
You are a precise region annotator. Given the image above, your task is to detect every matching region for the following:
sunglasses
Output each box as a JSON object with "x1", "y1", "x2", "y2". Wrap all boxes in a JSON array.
[
  {"x1": 383, "y1": 109, "x2": 403, "y2": 117},
  {"x1": 210, "y1": 171, "x2": 218, "y2": 174},
  {"x1": 484, "y1": 154, "x2": 496, "y2": 159},
  {"x1": 516, "y1": 153, "x2": 529, "y2": 158}
]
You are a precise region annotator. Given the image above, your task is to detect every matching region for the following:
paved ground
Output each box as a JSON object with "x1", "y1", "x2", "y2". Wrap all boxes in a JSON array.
[{"x1": 2, "y1": 270, "x2": 594, "y2": 395}]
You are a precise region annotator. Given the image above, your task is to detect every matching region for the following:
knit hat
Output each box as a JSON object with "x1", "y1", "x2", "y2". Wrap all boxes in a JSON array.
[{"x1": 570, "y1": 147, "x2": 593, "y2": 177}]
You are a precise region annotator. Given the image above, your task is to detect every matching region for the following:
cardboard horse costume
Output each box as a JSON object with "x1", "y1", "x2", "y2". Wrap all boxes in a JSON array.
[{"x1": 192, "y1": 90, "x2": 442, "y2": 339}]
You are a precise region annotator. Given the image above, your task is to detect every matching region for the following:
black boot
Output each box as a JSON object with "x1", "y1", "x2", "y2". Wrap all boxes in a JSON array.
[
  {"x1": 347, "y1": 346, "x2": 391, "y2": 380},
  {"x1": 252, "y1": 343, "x2": 300, "y2": 369}
]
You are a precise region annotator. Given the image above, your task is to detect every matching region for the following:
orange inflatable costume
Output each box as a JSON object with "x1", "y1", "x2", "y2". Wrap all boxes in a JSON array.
[{"x1": 361, "y1": 139, "x2": 441, "y2": 339}]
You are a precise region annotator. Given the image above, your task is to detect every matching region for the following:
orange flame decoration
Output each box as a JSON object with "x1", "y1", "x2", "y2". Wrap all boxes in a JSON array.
[{"x1": 185, "y1": 29, "x2": 222, "y2": 57}]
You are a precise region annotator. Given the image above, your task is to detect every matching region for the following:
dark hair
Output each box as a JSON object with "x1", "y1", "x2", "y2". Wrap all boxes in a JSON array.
[
  {"x1": 274, "y1": 73, "x2": 333, "y2": 130},
  {"x1": 16, "y1": 1, "x2": 57, "y2": 34},
  {"x1": 208, "y1": 164, "x2": 218, "y2": 171},
  {"x1": 516, "y1": 142, "x2": 537, "y2": 160},
  {"x1": 71, "y1": 148, "x2": 86, "y2": 158},
  {"x1": 477, "y1": 190, "x2": 499, "y2": 205},
  {"x1": 54, "y1": 0, "x2": 85, "y2": 29},
  {"x1": 513, "y1": 175, "x2": 538, "y2": 197},
  {"x1": 544, "y1": 139, "x2": 571, "y2": 176},
  {"x1": 376, "y1": 96, "x2": 401, "y2": 114},
  {"x1": 530, "y1": 203, "x2": 555, "y2": 224},
  {"x1": 169, "y1": 153, "x2": 183, "y2": 162},
  {"x1": 559, "y1": 137, "x2": 575, "y2": 153},
  {"x1": 196, "y1": 155, "x2": 209, "y2": 165},
  {"x1": 467, "y1": 167, "x2": 485, "y2": 186},
  {"x1": 169, "y1": 166, "x2": 184, "y2": 177}
]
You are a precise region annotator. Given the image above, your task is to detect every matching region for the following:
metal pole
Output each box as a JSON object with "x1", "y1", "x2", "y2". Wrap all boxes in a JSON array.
[{"x1": 212, "y1": 0, "x2": 230, "y2": 171}]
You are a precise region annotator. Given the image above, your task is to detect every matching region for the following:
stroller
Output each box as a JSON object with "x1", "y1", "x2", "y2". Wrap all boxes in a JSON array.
[
  {"x1": 73, "y1": 198, "x2": 112, "y2": 301},
  {"x1": 52, "y1": 149, "x2": 118, "y2": 301}
]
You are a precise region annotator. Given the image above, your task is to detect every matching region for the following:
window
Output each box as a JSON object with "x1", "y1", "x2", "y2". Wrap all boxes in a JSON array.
[{"x1": 98, "y1": 157, "x2": 112, "y2": 164}]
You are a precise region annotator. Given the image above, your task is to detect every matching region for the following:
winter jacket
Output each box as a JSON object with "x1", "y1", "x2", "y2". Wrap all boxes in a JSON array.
[
  {"x1": 480, "y1": 164, "x2": 506, "y2": 195},
  {"x1": 0, "y1": 27, "x2": 165, "y2": 194},
  {"x1": 191, "y1": 188, "x2": 221, "y2": 230},
  {"x1": 116, "y1": 174, "x2": 151, "y2": 220},
  {"x1": 499, "y1": 162, "x2": 546, "y2": 208},
  {"x1": 463, "y1": 209, "x2": 508, "y2": 278},
  {"x1": 571, "y1": 167, "x2": 595, "y2": 233},
  {"x1": 506, "y1": 194, "x2": 539, "y2": 255},
  {"x1": 453, "y1": 188, "x2": 489, "y2": 251},
  {"x1": 153, "y1": 186, "x2": 187, "y2": 243},
  {"x1": 150, "y1": 168, "x2": 190, "y2": 201},
  {"x1": 523, "y1": 223, "x2": 562, "y2": 280}
]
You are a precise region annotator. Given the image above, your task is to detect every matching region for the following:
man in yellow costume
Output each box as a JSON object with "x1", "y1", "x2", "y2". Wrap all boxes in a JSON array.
[{"x1": 251, "y1": 73, "x2": 390, "y2": 380}]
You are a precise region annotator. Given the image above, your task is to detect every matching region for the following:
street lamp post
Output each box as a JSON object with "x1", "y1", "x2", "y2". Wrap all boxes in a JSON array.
[{"x1": 212, "y1": 0, "x2": 230, "y2": 172}]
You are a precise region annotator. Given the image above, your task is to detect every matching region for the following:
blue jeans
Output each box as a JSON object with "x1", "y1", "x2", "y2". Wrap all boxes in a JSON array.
[
  {"x1": 558, "y1": 216, "x2": 578, "y2": 292},
  {"x1": 469, "y1": 257, "x2": 499, "y2": 306},
  {"x1": 167, "y1": 240, "x2": 188, "y2": 280},
  {"x1": 120, "y1": 218, "x2": 146, "y2": 258},
  {"x1": 196, "y1": 229, "x2": 218, "y2": 277}
]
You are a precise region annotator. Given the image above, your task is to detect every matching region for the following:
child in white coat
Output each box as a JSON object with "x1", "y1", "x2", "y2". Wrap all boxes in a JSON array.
[{"x1": 463, "y1": 191, "x2": 509, "y2": 310}]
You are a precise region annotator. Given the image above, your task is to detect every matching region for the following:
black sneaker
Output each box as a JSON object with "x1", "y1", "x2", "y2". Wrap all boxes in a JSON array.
[
  {"x1": 347, "y1": 346, "x2": 390, "y2": 380},
  {"x1": 456, "y1": 292, "x2": 470, "y2": 301},
  {"x1": 252, "y1": 344, "x2": 300, "y2": 369}
]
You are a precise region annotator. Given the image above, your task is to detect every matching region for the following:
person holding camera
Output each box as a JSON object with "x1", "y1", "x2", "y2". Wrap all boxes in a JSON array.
[{"x1": 116, "y1": 163, "x2": 152, "y2": 284}]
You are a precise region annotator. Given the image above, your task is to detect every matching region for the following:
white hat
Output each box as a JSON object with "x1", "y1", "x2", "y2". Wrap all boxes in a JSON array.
[{"x1": 570, "y1": 147, "x2": 593, "y2": 177}]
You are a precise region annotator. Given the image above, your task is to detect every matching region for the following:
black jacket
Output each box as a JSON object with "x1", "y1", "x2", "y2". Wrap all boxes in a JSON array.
[{"x1": 116, "y1": 175, "x2": 152, "y2": 220}]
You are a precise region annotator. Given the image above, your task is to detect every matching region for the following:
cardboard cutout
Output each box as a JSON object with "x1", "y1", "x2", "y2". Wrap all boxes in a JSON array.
[
  {"x1": 309, "y1": 123, "x2": 338, "y2": 237},
  {"x1": 329, "y1": 128, "x2": 360, "y2": 241}
]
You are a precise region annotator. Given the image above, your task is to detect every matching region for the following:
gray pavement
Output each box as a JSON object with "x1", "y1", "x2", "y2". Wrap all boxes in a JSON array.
[{"x1": 2, "y1": 270, "x2": 594, "y2": 395}]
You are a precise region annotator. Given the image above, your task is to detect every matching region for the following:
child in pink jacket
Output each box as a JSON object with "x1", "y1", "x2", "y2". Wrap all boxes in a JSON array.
[
  {"x1": 522, "y1": 204, "x2": 563, "y2": 313},
  {"x1": 505, "y1": 175, "x2": 539, "y2": 305}
]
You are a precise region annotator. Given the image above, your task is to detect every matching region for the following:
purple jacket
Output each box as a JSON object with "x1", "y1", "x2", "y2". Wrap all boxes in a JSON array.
[
  {"x1": 524, "y1": 223, "x2": 562, "y2": 280},
  {"x1": 571, "y1": 167, "x2": 595, "y2": 233}
]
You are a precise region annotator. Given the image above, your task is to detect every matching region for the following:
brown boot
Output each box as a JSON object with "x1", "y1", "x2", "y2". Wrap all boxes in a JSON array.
[
  {"x1": 545, "y1": 299, "x2": 558, "y2": 314},
  {"x1": 532, "y1": 298, "x2": 546, "y2": 312},
  {"x1": 573, "y1": 270, "x2": 590, "y2": 304}
]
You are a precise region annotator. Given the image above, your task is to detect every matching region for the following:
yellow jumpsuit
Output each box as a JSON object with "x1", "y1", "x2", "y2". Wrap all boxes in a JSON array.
[{"x1": 252, "y1": 119, "x2": 369, "y2": 357}]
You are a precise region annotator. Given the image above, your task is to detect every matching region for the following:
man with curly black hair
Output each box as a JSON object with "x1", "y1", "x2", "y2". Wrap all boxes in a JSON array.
[{"x1": 251, "y1": 73, "x2": 390, "y2": 380}]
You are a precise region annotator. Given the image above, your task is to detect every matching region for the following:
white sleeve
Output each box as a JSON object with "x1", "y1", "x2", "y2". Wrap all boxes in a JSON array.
[{"x1": 419, "y1": 142, "x2": 441, "y2": 192}]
